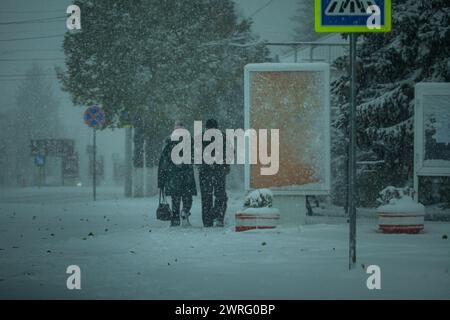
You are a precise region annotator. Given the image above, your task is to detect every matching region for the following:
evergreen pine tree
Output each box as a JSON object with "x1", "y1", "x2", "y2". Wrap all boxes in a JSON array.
[
  {"x1": 332, "y1": 0, "x2": 450, "y2": 206},
  {"x1": 290, "y1": 0, "x2": 322, "y2": 41},
  {"x1": 59, "y1": 0, "x2": 269, "y2": 166}
]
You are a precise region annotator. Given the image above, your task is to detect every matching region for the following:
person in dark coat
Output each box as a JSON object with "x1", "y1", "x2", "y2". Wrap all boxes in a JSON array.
[
  {"x1": 199, "y1": 119, "x2": 230, "y2": 227},
  {"x1": 158, "y1": 120, "x2": 197, "y2": 227}
]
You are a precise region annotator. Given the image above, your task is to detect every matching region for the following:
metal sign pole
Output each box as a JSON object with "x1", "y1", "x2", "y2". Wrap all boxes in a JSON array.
[
  {"x1": 39, "y1": 167, "x2": 42, "y2": 189},
  {"x1": 42, "y1": 161, "x2": 46, "y2": 188},
  {"x1": 93, "y1": 128, "x2": 97, "y2": 201},
  {"x1": 313, "y1": 0, "x2": 391, "y2": 270},
  {"x1": 349, "y1": 33, "x2": 358, "y2": 269},
  {"x1": 84, "y1": 105, "x2": 105, "y2": 201}
]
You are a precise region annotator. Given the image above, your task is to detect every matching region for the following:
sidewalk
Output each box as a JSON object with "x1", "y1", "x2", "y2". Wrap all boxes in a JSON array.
[{"x1": 0, "y1": 187, "x2": 449, "y2": 299}]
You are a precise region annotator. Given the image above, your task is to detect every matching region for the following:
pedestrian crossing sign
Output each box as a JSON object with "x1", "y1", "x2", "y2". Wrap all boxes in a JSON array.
[{"x1": 315, "y1": 0, "x2": 391, "y2": 32}]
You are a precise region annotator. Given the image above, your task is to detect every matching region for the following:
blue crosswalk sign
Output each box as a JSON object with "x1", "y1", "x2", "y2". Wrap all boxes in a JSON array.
[{"x1": 315, "y1": 0, "x2": 391, "y2": 32}]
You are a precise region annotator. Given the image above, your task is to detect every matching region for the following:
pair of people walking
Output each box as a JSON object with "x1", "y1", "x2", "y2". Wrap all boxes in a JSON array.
[{"x1": 157, "y1": 119, "x2": 229, "y2": 227}]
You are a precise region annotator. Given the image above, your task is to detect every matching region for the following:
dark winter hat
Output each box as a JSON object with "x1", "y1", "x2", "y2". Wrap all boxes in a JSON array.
[
  {"x1": 205, "y1": 118, "x2": 218, "y2": 129},
  {"x1": 174, "y1": 120, "x2": 184, "y2": 129}
]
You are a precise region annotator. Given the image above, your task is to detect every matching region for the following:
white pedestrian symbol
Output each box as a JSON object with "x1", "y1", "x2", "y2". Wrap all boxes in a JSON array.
[{"x1": 326, "y1": 0, "x2": 377, "y2": 16}]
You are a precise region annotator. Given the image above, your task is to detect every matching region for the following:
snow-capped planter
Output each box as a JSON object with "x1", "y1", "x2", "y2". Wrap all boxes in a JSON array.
[
  {"x1": 236, "y1": 189, "x2": 280, "y2": 232},
  {"x1": 377, "y1": 187, "x2": 425, "y2": 234}
]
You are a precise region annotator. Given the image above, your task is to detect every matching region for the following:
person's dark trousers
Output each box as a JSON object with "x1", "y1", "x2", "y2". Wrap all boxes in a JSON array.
[
  {"x1": 171, "y1": 195, "x2": 193, "y2": 225},
  {"x1": 199, "y1": 171, "x2": 227, "y2": 227}
]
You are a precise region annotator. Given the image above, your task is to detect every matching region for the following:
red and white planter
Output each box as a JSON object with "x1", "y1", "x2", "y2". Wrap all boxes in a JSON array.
[
  {"x1": 235, "y1": 207, "x2": 280, "y2": 232},
  {"x1": 377, "y1": 199, "x2": 425, "y2": 234}
]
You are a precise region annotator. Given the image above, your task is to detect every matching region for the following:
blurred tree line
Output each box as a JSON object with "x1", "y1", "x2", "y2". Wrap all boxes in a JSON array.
[
  {"x1": 0, "y1": 64, "x2": 62, "y2": 186},
  {"x1": 58, "y1": 0, "x2": 270, "y2": 169}
]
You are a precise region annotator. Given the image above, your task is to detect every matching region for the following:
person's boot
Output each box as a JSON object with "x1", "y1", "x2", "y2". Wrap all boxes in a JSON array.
[
  {"x1": 202, "y1": 213, "x2": 214, "y2": 227},
  {"x1": 170, "y1": 216, "x2": 180, "y2": 227},
  {"x1": 181, "y1": 211, "x2": 191, "y2": 227},
  {"x1": 214, "y1": 214, "x2": 224, "y2": 227}
]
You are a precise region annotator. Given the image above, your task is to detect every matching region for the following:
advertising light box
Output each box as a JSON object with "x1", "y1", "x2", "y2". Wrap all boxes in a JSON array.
[{"x1": 244, "y1": 63, "x2": 331, "y2": 195}]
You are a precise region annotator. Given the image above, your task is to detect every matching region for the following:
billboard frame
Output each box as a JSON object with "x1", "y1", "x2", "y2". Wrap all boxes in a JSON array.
[
  {"x1": 244, "y1": 63, "x2": 331, "y2": 196},
  {"x1": 414, "y1": 82, "x2": 450, "y2": 177},
  {"x1": 414, "y1": 82, "x2": 450, "y2": 201}
]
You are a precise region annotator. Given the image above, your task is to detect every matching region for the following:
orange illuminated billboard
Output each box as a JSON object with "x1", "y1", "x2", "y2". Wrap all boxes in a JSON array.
[{"x1": 244, "y1": 63, "x2": 331, "y2": 195}]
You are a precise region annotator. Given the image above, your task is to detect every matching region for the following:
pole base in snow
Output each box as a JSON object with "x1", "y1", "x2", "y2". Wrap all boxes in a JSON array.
[
  {"x1": 144, "y1": 166, "x2": 158, "y2": 197},
  {"x1": 272, "y1": 194, "x2": 307, "y2": 226},
  {"x1": 133, "y1": 167, "x2": 145, "y2": 198}
]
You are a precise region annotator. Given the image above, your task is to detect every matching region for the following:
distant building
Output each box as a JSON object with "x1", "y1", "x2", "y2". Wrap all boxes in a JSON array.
[{"x1": 278, "y1": 34, "x2": 348, "y2": 65}]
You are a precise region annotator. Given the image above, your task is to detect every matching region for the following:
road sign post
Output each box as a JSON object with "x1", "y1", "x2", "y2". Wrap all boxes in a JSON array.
[
  {"x1": 93, "y1": 128, "x2": 97, "y2": 201},
  {"x1": 84, "y1": 105, "x2": 105, "y2": 201},
  {"x1": 34, "y1": 154, "x2": 46, "y2": 188},
  {"x1": 349, "y1": 33, "x2": 357, "y2": 268},
  {"x1": 315, "y1": 0, "x2": 391, "y2": 269}
]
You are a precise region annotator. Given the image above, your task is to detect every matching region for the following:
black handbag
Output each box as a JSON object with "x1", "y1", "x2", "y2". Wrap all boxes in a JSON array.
[{"x1": 156, "y1": 188, "x2": 172, "y2": 221}]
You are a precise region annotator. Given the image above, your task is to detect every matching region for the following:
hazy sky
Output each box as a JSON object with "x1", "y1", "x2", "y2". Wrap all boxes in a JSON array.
[
  {"x1": 236, "y1": 0, "x2": 298, "y2": 43},
  {"x1": 0, "y1": 0, "x2": 299, "y2": 114},
  {"x1": 0, "y1": 0, "x2": 71, "y2": 111}
]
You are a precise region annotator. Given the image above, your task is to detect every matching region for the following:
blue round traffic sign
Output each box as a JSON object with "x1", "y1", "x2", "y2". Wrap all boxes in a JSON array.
[
  {"x1": 84, "y1": 105, "x2": 106, "y2": 129},
  {"x1": 34, "y1": 154, "x2": 46, "y2": 167}
]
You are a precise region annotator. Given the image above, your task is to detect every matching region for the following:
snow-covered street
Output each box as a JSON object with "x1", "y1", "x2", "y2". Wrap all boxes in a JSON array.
[{"x1": 1, "y1": 187, "x2": 449, "y2": 299}]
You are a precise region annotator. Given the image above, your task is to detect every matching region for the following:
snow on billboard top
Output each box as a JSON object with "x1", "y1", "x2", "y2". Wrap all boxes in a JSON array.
[{"x1": 244, "y1": 63, "x2": 331, "y2": 195}]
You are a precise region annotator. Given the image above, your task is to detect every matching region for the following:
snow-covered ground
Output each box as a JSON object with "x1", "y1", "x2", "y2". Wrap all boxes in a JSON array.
[{"x1": 0, "y1": 187, "x2": 449, "y2": 299}]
